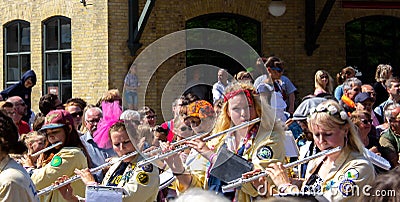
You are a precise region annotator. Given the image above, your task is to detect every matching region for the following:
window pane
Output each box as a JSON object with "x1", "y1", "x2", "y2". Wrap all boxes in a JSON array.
[
  {"x1": 46, "y1": 53, "x2": 58, "y2": 80},
  {"x1": 21, "y1": 54, "x2": 31, "y2": 74},
  {"x1": 46, "y1": 20, "x2": 58, "y2": 50},
  {"x1": 61, "y1": 83, "x2": 72, "y2": 103},
  {"x1": 20, "y1": 25, "x2": 30, "y2": 52},
  {"x1": 6, "y1": 23, "x2": 18, "y2": 52},
  {"x1": 60, "y1": 19, "x2": 71, "y2": 49},
  {"x1": 7, "y1": 55, "x2": 19, "y2": 81},
  {"x1": 61, "y1": 53, "x2": 72, "y2": 80}
]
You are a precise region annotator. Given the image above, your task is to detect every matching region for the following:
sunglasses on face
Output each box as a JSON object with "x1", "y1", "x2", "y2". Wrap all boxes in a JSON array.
[
  {"x1": 180, "y1": 126, "x2": 192, "y2": 132},
  {"x1": 360, "y1": 119, "x2": 372, "y2": 125},
  {"x1": 345, "y1": 71, "x2": 353, "y2": 75},
  {"x1": 320, "y1": 75, "x2": 328, "y2": 79},
  {"x1": 71, "y1": 111, "x2": 83, "y2": 118},
  {"x1": 86, "y1": 118, "x2": 101, "y2": 124},
  {"x1": 146, "y1": 115, "x2": 157, "y2": 119}
]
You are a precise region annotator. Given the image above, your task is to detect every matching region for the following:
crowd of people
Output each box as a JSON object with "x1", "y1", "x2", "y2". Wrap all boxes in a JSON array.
[{"x1": 0, "y1": 58, "x2": 399, "y2": 202}]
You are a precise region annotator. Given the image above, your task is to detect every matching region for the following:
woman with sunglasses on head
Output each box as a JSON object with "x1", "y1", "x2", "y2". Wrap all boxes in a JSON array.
[
  {"x1": 314, "y1": 70, "x2": 334, "y2": 96},
  {"x1": 163, "y1": 83, "x2": 285, "y2": 201},
  {"x1": 264, "y1": 100, "x2": 375, "y2": 201},
  {"x1": 334, "y1": 66, "x2": 356, "y2": 101},
  {"x1": 29, "y1": 110, "x2": 90, "y2": 202}
]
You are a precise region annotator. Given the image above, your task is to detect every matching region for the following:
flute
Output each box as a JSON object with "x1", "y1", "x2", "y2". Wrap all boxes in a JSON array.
[
  {"x1": 221, "y1": 146, "x2": 342, "y2": 191},
  {"x1": 137, "y1": 118, "x2": 261, "y2": 167},
  {"x1": 37, "y1": 151, "x2": 139, "y2": 196},
  {"x1": 31, "y1": 142, "x2": 63, "y2": 157}
]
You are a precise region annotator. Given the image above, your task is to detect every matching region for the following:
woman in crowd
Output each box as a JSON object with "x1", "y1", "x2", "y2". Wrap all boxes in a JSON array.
[
  {"x1": 0, "y1": 111, "x2": 38, "y2": 201},
  {"x1": 20, "y1": 131, "x2": 47, "y2": 170},
  {"x1": 235, "y1": 71, "x2": 254, "y2": 84},
  {"x1": 56, "y1": 121, "x2": 160, "y2": 202},
  {"x1": 334, "y1": 66, "x2": 356, "y2": 101},
  {"x1": 351, "y1": 110, "x2": 380, "y2": 150},
  {"x1": 264, "y1": 100, "x2": 375, "y2": 201},
  {"x1": 314, "y1": 70, "x2": 334, "y2": 96},
  {"x1": 163, "y1": 82, "x2": 286, "y2": 201},
  {"x1": 373, "y1": 64, "x2": 392, "y2": 108},
  {"x1": 30, "y1": 110, "x2": 90, "y2": 202}
]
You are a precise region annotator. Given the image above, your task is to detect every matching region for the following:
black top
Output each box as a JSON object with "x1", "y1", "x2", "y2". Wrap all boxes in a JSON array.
[{"x1": 373, "y1": 82, "x2": 388, "y2": 108}]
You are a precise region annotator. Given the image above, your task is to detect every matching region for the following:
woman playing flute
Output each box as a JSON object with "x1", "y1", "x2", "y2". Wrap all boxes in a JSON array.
[
  {"x1": 263, "y1": 100, "x2": 376, "y2": 201},
  {"x1": 56, "y1": 121, "x2": 160, "y2": 202},
  {"x1": 163, "y1": 82, "x2": 286, "y2": 201},
  {"x1": 29, "y1": 110, "x2": 90, "y2": 202}
]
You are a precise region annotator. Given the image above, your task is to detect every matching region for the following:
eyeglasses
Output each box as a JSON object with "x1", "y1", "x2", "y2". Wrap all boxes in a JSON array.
[
  {"x1": 180, "y1": 126, "x2": 192, "y2": 132},
  {"x1": 145, "y1": 115, "x2": 157, "y2": 119},
  {"x1": 70, "y1": 111, "x2": 83, "y2": 118},
  {"x1": 320, "y1": 75, "x2": 329, "y2": 79},
  {"x1": 360, "y1": 119, "x2": 372, "y2": 125},
  {"x1": 86, "y1": 118, "x2": 101, "y2": 124}
]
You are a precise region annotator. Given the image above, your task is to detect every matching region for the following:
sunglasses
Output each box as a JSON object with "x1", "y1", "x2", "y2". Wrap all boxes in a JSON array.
[
  {"x1": 146, "y1": 115, "x2": 157, "y2": 119},
  {"x1": 86, "y1": 118, "x2": 101, "y2": 124},
  {"x1": 344, "y1": 71, "x2": 353, "y2": 75},
  {"x1": 320, "y1": 75, "x2": 329, "y2": 79},
  {"x1": 71, "y1": 111, "x2": 83, "y2": 118},
  {"x1": 360, "y1": 119, "x2": 372, "y2": 125},
  {"x1": 180, "y1": 126, "x2": 192, "y2": 132},
  {"x1": 270, "y1": 67, "x2": 283, "y2": 73}
]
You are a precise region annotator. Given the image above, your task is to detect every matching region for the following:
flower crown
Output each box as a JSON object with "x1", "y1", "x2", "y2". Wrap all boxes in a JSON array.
[{"x1": 309, "y1": 104, "x2": 348, "y2": 121}]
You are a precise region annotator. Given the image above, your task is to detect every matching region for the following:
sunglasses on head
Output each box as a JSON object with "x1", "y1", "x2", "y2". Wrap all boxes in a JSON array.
[
  {"x1": 360, "y1": 119, "x2": 372, "y2": 125},
  {"x1": 270, "y1": 67, "x2": 283, "y2": 73},
  {"x1": 71, "y1": 111, "x2": 83, "y2": 118}
]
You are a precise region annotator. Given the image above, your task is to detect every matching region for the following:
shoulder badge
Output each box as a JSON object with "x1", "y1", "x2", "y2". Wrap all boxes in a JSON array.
[
  {"x1": 142, "y1": 164, "x2": 153, "y2": 172},
  {"x1": 50, "y1": 156, "x2": 62, "y2": 167},
  {"x1": 339, "y1": 179, "x2": 355, "y2": 196},
  {"x1": 257, "y1": 146, "x2": 273, "y2": 160},
  {"x1": 345, "y1": 168, "x2": 359, "y2": 180},
  {"x1": 136, "y1": 172, "x2": 149, "y2": 185}
]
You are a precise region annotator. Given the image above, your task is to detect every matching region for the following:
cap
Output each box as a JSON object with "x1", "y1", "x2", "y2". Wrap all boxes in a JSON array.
[
  {"x1": 292, "y1": 97, "x2": 327, "y2": 121},
  {"x1": 39, "y1": 110, "x2": 74, "y2": 132},
  {"x1": 186, "y1": 100, "x2": 215, "y2": 119},
  {"x1": 355, "y1": 92, "x2": 375, "y2": 103}
]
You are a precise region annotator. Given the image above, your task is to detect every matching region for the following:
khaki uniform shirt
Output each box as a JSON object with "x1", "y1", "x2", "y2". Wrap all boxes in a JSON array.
[
  {"x1": 101, "y1": 157, "x2": 159, "y2": 202},
  {"x1": 0, "y1": 155, "x2": 39, "y2": 202},
  {"x1": 31, "y1": 147, "x2": 88, "y2": 202},
  {"x1": 304, "y1": 147, "x2": 375, "y2": 201}
]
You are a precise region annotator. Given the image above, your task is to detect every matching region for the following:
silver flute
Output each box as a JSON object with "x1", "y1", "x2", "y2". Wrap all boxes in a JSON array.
[
  {"x1": 221, "y1": 146, "x2": 342, "y2": 191},
  {"x1": 137, "y1": 118, "x2": 261, "y2": 167},
  {"x1": 31, "y1": 142, "x2": 63, "y2": 157},
  {"x1": 37, "y1": 151, "x2": 139, "y2": 196}
]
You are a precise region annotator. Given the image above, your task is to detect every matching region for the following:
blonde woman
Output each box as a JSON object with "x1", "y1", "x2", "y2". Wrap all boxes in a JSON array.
[
  {"x1": 163, "y1": 82, "x2": 285, "y2": 201},
  {"x1": 373, "y1": 64, "x2": 392, "y2": 107},
  {"x1": 314, "y1": 70, "x2": 334, "y2": 96},
  {"x1": 264, "y1": 100, "x2": 375, "y2": 201}
]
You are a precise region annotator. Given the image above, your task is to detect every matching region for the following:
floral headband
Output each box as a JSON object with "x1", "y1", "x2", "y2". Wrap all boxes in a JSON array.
[{"x1": 308, "y1": 104, "x2": 348, "y2": 122}]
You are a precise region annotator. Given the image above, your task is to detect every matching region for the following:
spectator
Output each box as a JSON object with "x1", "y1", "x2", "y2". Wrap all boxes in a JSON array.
[
  {"x1": 334, "y1": 66, "x2": 356, "y2": 101},
  {"x1": 139, "y1": 106, "x2": 157, "y2": 127},
  {"x1": 339, "y1": 77, "x2": 362, "y2": 114},
  {"x1": 361, "y1": 84, "x2": 379, "y2": 126},
  {"x1": 64, "y1": 97, "x2": 87, "y2": 132},
  {"x1": 314, "y1": 70, "x2": 334, "y2": 96},
  {"x1": 123, "y1": 63, "x2": 140, "y2": 110},
  {"x1": 379, "y1": 102, "x2": 400, "y2": 168},
  {"x1": 7, "y1": 96, "x2": 30, "y2": 135},
  {"x1": 374, "y1": 77, "x2": 400, "y2": 124},
  {"x1": 38, "y1": 94, "x2": 64, "y2": 116},
  {"x1": 212, "y1": 69, "x2": 229, "y2": 104},
  {"x1": 373, "y1": 64, "x2": 392, "y2": 108},
  {"x1": 234, "y1": 71, "x2": 254, "y2": 84},
  {"x1": 0, "y1": 70, "x2": 36, "y2": 123}
]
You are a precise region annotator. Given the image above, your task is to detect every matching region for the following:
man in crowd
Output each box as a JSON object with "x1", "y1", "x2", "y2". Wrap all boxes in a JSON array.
[
  {"x1": 212, "y1": 69, "x2": 229, "y2": 104},
  {"x1": 7, "y1": 96, "x2": 30, "y2": 135},
  {"x1": 379, "y1": 102, "x2": 400, "y2": 169},
  {"x1": 374, "y1": 77, "x2": 400, "y2": 124}
]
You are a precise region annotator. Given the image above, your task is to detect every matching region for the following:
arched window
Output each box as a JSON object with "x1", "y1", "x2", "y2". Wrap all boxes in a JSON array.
[
  {"x1": 3, "y1": 20, "x2": 31, "y2": 87},
  {"x1": 346, "y1": 15, "x2": 400, "y2": 84},
  {"x1": 43, "y1": 16, "x2": 71, "y2": 102}
]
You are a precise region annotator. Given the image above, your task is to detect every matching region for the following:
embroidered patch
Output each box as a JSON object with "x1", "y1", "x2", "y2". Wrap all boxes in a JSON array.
[
  {"x1": 256, "y1": 146, "x2": 273, "y2": 160},
  {"x1": 136, "y1": 172, "x2": 149, "y2": 185},
  {"x1": 345, "y1": 168, "x2": 359, "y2": 180},
  {"x1": 50, "y1": 156, "x2": 62, "y2": 167},
  {"x1": 339, "y1": 179, "x2": 355, "y2": 196},
  {"x1": 142, "y1": 164, "x2": 153, "y2": 172}
]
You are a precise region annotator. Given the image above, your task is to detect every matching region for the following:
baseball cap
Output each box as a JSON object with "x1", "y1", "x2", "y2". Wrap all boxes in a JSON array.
[
  {"x1": 185, "y1": 100, "x2": 215, "y2": 120},
  {"x1": 39, "y1": 110, "x2": 74, "y2": 132},
  {"x1": 355, "y1": 92, "x2": 375, "y2": 103},
  {"x1": 292, "y1": 97, "x2": 327, "y2": 121}
]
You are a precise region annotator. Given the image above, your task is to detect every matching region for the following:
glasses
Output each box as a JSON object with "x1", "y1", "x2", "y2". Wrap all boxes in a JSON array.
[
  {"x1": 360, "y1": 119, "x2": 372, "y2": 125},
  {"x1": 352, "y1": 87, "x2": 360, "y2": 92},
  {"x1": 146, "y1": 115, "x2": 157, "y2": 119},
  {"x1": 70, "y1": 111, "x2": 83, "y2": 118},
  {"x1": 320, "y1": 75, "x2": 329, "y2": 79},
  {"x1": 180, "y1": 126, "x2": 192, "y2": 132},
  {"x1": 86, "y1": 118, "x2": 101, "y2": 124},
  {"x1": 366, "y1": 91, "x2": 376, "y2": 97},
  {"x1": 345, "y1": 71, "x2": 353, "y2": 75}
]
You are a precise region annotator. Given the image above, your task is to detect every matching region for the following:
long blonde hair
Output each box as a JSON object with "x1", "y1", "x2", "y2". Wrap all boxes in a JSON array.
[
  {"x1": 307, "y1": 100, "x2": 364, "y2": 153},
  {"x1": 314, "y1": 70, "x2": 334, "y2": 94}
]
